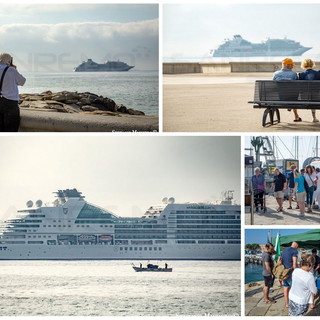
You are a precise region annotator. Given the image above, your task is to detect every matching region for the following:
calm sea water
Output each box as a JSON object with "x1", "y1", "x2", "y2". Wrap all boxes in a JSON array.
[
  {"x1": 245, "y1": 263, "x2": 263, "y2": 284},
  {"x1": 19, "y1": 71, "x2": 158, "y2": 116},
  {"x1": 0, "y1": 260, "x2": 240, "y2": 316}
]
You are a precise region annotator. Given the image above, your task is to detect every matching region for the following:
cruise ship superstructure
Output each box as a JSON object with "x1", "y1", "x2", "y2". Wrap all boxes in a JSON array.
[
  {"x1": 0, "y1": 189, "x2": 240, "y2": 260},
  {"x1": 74, "y1": 59, "x2": 134, "y2": 72}
]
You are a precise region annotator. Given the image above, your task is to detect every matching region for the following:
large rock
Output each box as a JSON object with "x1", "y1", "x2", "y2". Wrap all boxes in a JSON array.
[{"x1": 19, "y1": 91, "x2": 146, "y2": 116}]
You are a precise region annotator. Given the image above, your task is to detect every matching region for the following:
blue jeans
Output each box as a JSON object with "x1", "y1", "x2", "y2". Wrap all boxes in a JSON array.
[{"x1": 306, "y1": 186, "x2": 314, "y2": 205}]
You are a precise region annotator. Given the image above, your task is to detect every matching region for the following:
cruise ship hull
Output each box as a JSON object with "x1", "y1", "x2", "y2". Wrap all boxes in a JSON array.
[{"x1": 0, "y1": 243, "x2": 240, "y2": 260}]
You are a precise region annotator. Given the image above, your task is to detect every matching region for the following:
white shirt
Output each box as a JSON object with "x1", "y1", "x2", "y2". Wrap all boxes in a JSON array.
[
  {"x1": 0, "y1": 63, "x2": 26, "y2": 101},
  {"x1": 304, "y1": 172, "x2": 317, "y2": 188},
  {"x1": 289, "y1": 268, "x2": 317, "y2": 305}
]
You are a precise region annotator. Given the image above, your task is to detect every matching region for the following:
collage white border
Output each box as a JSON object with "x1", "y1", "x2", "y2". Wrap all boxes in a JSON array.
[{"x1": 1, "y1": 0, "x2": 320, "y2": 319}]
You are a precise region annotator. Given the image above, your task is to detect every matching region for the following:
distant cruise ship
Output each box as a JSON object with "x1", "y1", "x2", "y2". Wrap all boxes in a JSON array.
[
  {"x1": 211, "y1": 35, "x2": 312, "y2": 57},
  {"x1": 0, "y1": 189, "x2": 240, "y2": 260},
  {"x1": 74, "y1": 59, "x2": 134, "y2": 72}
]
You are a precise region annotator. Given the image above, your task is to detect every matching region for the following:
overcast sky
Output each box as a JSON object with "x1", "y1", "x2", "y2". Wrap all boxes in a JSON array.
[
  {"x1": 0, "y1": 4, "x2": 158, "y2": 71},
  {"x1": 164, "y1": 3, "x2": 320, "y2": 60},
  {"x1": 0, "y1": 136, "x2": 240, "y2": 221}
]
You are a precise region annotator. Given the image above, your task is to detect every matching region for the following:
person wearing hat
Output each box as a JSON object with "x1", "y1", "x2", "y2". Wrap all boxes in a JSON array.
[
  {"x1": 298, "y1": 58, "x2": 320, "y2": 123},
  {"x1": 273, "y1": 58, "x2": 301, "y2": 122},
  {"x1": 0, "y1": 53, "x2": 26, "y2": 131}
]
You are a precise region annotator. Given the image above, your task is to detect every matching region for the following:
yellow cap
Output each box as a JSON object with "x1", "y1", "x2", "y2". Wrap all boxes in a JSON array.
[{"x1": 282, "y1": 58, "x2": 295, "y2": 65}]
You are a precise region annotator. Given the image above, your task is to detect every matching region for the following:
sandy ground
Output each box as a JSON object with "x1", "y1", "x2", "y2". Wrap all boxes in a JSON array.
[
  {"x1": 245, "y1": 195, "x2": 320, "y2": 225},
  {"x1": 245, "y1": 280, "x2": 320, "y2": 316},
  {"x1": 163, "y1": 73, "x2": 320, "y2": 132}
]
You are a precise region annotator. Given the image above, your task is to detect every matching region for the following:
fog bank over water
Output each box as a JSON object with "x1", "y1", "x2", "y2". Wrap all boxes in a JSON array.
[{"x1": 0, "y1": 4, "x2": 159, "y2": 71}]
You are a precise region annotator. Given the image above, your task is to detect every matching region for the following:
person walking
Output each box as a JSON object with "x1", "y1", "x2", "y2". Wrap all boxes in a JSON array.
[
  {"x1": 304, "y1": 165, "x2": 317, "y2": 213},
  {"x1": 287, "y1": 165, "x2": 297, "y2": 210},
  {"x1": 272, "y1": 168, "x2": 287, "y2": 212},
  {"x1": 0, "y1": 53, "x2": 26, "y2": 132},
  {"x1": 294, "y1": 169, "x2": 306, "y2": 217},
  {"x1": 314, "y1": 168, "x2": 320, "y2": 207},
  {"x1": 252, "y1": 167, "x2": 266, "y2": 212},
  {"x1": 262, "y1": 243, "x2": 276, "y2": 304},
  {"x1": 288, "y1": 254, "x2": 317, "y2": 316},
  {"x1": 298, "y1": 58, "x2": 320, "y2": 122},
  {"x1": 273, "y1": 58, "x2": 300, "y2": 122},
  {"x1": 280, "y1": 242, "x2": 299, "y2": 308}
]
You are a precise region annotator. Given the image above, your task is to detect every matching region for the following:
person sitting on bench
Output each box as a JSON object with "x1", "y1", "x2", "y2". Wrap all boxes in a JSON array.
[
  {"x1": 298, "y1": 58, "x2": 320, "y2": 123},
  {"x1": 273, "y1": 58, "x2": 301, "y2": 122}
]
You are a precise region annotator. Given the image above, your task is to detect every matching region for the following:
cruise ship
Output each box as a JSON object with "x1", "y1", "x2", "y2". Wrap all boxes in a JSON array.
[
  {"x1": 211, "y1": 35, "x2": 312, "y2": 57},
  {"x1": 0, "y1": 189, "x2": 240, "y2": 260},
  {"x1": 74, "y1": 59, "x2": 134, "y2": 72}
]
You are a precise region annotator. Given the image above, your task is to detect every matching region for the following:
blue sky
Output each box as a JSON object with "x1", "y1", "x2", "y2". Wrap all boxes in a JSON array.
[
  {"x1": 164, "y1": 3, "x2": 320, "y2": 60},
  {"x1": 245, "y1": 229, "x2": 313, "y2": 244},
  {"x1": 0, "y1": 4, "x2": 159, "y2": 71}
]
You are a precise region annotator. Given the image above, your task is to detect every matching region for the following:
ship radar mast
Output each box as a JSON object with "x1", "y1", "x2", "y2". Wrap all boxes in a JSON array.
[{"x1": 221, "y1": 190, "x2": 234, "y2": 205}]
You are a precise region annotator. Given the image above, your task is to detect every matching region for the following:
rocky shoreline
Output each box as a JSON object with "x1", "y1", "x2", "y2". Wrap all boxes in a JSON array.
[{"x1": 19, "y1": 91, "x2": 146, "y2": 117}]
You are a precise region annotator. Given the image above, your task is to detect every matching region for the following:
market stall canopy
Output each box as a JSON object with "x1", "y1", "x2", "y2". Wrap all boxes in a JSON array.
[{"x1": 272, "y1": 229, "x2": 320, "y2": 249}]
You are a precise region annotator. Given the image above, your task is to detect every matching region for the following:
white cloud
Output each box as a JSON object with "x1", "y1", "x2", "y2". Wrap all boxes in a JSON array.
[{"x1": 0, "y1": 20, "x2": 159, "y2": 71}]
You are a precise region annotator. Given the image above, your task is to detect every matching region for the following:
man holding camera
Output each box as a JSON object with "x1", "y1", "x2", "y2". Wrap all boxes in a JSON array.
[{"x1": 0, "y1": 53, "x2": 26, "y2": 131}]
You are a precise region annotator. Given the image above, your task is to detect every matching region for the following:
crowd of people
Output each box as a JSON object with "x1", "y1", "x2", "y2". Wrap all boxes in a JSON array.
[
  {"x1": 252, "y1": 164, "x2": 320, "y2": 217},
  {"x1": 273, "y1": 57, "x2": 320, "y2": 123},
  {"x1": 262, "y1": 242, "x2": 320, "y2": 316}
]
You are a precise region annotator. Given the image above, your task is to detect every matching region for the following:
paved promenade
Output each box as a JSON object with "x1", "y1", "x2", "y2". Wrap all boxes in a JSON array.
[
  {"x1": 245, "y1": 280, "x2": 320, "y2": 316},
  {"x1": 245, "y1": 195, "x2": 320, "y2": 225},
  {"x1": 163, "y1": 73, "x2": 320, "y2": 132}
]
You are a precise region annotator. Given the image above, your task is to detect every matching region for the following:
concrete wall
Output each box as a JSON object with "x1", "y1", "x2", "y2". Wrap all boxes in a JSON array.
[
  {"x1": 163, "y1": 63, "x2": 201, "y2": 74},
  {"x1": 163, "y1": 61, "x2": 320, "y2": 74},
  {"x1": 19, "y1": 110, "x2": 158, "y2": 132}
]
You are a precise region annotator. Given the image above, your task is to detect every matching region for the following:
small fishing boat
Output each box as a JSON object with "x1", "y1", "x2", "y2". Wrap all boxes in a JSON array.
[{"x1": 132, "y1": 263, "x2": 172, "y2": 272}]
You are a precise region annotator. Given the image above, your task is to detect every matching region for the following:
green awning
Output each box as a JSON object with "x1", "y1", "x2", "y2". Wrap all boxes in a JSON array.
[{"x1": 272, "y1": 229, "x2": 320, "y2": 249}]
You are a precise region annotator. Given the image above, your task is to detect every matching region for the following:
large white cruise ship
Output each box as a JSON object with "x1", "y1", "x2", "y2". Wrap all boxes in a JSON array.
[{"x1": 0, "y1": 189, "x2": 240, "y2": 260}]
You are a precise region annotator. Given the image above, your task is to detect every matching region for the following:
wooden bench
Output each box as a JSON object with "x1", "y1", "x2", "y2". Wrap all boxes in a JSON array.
[{"x1": 248, "y1": 80, "x2": 320, "y2": 126}]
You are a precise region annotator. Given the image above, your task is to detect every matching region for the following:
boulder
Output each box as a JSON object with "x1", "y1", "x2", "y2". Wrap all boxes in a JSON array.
[
  {"x1": 81, "y1": 105, "x2": 99, "y2": 112},
  {"x1": 127, "y1": 109, "x2": 145, "y2": 116}
]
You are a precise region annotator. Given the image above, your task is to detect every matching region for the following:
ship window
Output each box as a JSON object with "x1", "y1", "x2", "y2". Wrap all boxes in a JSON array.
[
  {"x1": 53, "y1": 225, "x2": 56, "y2": 227},
  {"x1": 81, "y1": 225, "x2": 85, "y2": 227},
  {"x1": 63, "y1": 225, "x2": 66, "y2": 227},
  {"x1": 43, "y1": 225, "x2": 46, "y2": 227},
  {"x1": 87, "y1": 225, "x2": 89, "y2": 228},
  {"x1": 68, "y1": 225, "x2": 71, "y2": 228},
  {"x1": 48, "y1": 225, "x2": 51, "y2": 227},
  {"x1": 53, "y1": 220, "x2": 56, "y2": 222},
  {"x1": 120, "y1": 247, "x2": 123, "y2": 251},
  {"x1": 129, "y1": 247, "x2": 132, "y2": 251},
  {"x1": 58, "y1": 225, "x2": 61, "y2": 228},
  {"x1": 48, "y1": 236, "x2": 51, "y2": 238},
  {"x1": 58, "y1": 220, "x2": 61, "y2": 222},
  {"x1": 77, "y1": 225, "x2": 80, "y2": 227},
  {"x1": 154, "y1": 247, "x2": 157, "y2": 251},
  {"x1": 139, "y1": 247, "x2": 142, "y2": 251},
  {"x1": 149, "y1": 247, "x2": 152, "y2": 250},
  {"x1": 68, "y1": 220, "x2": 71, "y2": 223},
  {"x1": 159, "y1": 247, "x2": 162, "y2": 251},
  {"x1": 144, "y1": 247, "x2": 147, "y2": 251},
  {"x1": 134, "y1": 247, "x2": 137, "y2": 251},
  {"x1": 100, "y1": 225, "x2": 103, "y2": 227},
  {"x1": 125, "y1": 247, "x2": 128, "y2": 251}
]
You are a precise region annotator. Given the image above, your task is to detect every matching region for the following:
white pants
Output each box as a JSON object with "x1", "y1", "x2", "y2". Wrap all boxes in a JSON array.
[{"x1": 313, "y1": 187, "x2": 320, "y2": 205}]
